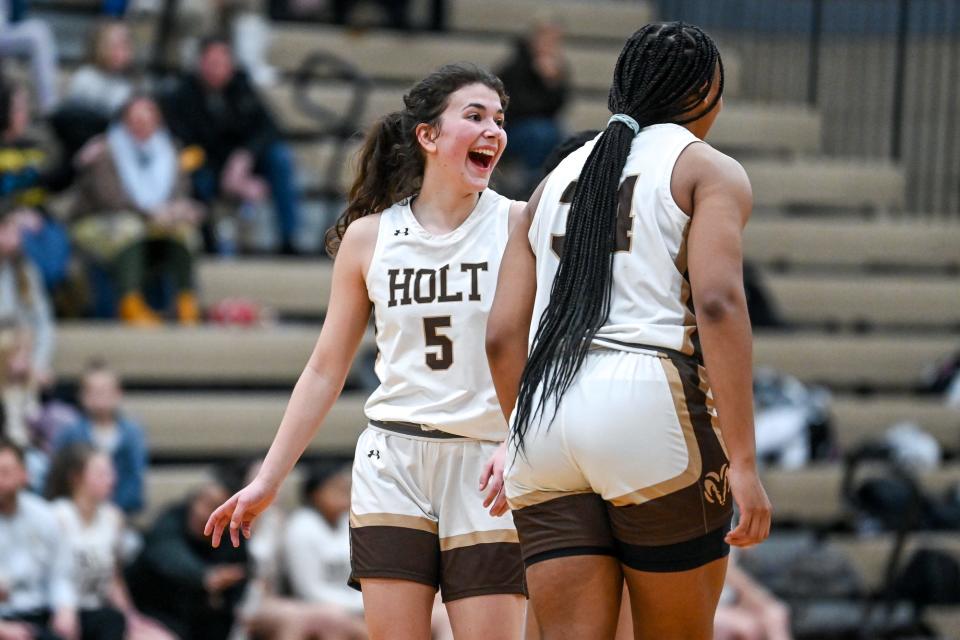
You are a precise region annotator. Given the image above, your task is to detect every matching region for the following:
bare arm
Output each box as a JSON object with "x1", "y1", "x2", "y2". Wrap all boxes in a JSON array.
[
  {"x1": 486, "y1": 183, "x2": 545, "y2": 420},
  {"x1": 206, "y1": 217, "x2": 377, "y2": 547},
  {"x1": 682, "y1": 144, "x2": 771, "y2": 547}
]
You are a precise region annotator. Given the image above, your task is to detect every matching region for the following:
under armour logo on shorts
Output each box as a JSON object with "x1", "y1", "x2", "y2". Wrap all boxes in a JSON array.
[
  {"x1": 367, "y1": 449, "x2": 381, "y2": 459},
  {"x1": 394, "y1": 228, "x2": 409, "y2": 237}
]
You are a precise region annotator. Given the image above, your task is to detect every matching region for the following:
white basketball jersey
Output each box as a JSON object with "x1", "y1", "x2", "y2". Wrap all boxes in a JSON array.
[
  {"x1": 529, "y1": 123, "x2": 703, "y2": 357},
  {"x1": 364, "y1": 189, "x2": 513, "y2": 441}
]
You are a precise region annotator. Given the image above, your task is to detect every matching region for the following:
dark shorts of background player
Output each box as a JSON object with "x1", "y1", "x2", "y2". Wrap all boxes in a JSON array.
[{"x1": 349, "y1": 525, "x2": 526, "y2": 602}]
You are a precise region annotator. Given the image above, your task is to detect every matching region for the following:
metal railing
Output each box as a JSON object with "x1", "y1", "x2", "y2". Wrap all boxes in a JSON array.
[{"x1": 657, "y1": 0, "x2": 960, "y2": 219}]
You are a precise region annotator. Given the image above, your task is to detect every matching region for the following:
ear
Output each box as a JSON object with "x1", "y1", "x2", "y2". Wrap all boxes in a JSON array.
[{"x1": 415, "y1": 122, "x2": 439, "y2": 155}]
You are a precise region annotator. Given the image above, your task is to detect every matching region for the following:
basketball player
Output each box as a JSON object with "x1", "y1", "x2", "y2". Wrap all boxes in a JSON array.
[
  {"x1": 485, "y1": 23, "x2": 772, "y2": 639},
  {"x1": 205, "y1": 64, "x2": 526, "y2": 639}
]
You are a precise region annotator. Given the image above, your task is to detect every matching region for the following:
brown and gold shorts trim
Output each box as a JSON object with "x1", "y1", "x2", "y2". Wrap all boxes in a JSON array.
[{"x1": 349, "y1": 521, "x2": 525, "y2": 601}]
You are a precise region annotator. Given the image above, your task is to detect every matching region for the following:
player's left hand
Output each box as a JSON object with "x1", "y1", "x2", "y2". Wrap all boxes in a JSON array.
[{"x1": 479, "y1": 441, "x2": 510, "y2": 517}]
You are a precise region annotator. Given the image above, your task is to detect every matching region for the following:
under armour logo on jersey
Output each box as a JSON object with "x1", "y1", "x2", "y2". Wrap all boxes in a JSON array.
[
  {"x1": 367, "y1": 449, "x2": 380, "y2": 459},
  {"x1": 394, "y1": 228, "x2": 409, "y2": 237}
]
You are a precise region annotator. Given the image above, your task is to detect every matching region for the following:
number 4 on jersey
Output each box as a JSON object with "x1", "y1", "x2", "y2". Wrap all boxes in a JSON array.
[{"x1": 551, "y1": 175, "x2": 639, "y2": 258}]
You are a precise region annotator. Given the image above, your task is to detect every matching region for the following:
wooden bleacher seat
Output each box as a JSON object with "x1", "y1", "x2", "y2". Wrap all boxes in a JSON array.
[
  {"x1": 761, "y1": 465, "x2": 960, "y2": 527},
  {"x1": 56, "y1": 323, "x2": 952, "y2": 391},
  {"x1": 124, "y1": 392, "x2": 364, "y2": 457},
  {"x1": 268, "y1": 24, "x2": 742, "y2": 97},
  {"x1": 742, "y1": 158, "x2": 905, "y2": 211},
  {"x1": 765, "y1": 273, "x2": 960, "y2": 328},
  {"x1": 831, "y1": 397, "x2": 960, "y2": 454},
  {"x1": 288, "y1": 140, "x2": 906, "y2": 213},
  {"x1": 265, "y1": 83, "x2": 820, "y2": 156},
  {"x1": 447, "y1": 0, "x2": 654, "y2": 42},
  {"x1": 194, "y1": 259, "x2": 960, "y2": 330},
  {"x1": 744, "y1": 219, "x2": 960, "y2": 270},
  {"x1": 126, "y1": 388, "x2": 957, "y2": 459}
]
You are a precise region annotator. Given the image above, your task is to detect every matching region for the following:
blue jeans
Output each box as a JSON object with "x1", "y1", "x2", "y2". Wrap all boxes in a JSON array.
[
  {"x1": 505, "y1": 117, "x2": 563, "y2": 193},
  {"x1": 192, "y1": 141, "x2": 302, "y2": 251}
]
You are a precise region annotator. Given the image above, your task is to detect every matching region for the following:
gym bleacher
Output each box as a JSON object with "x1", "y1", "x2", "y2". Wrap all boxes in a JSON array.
[{"x1": 15, "y1": 0, "x2": 960, "y2": 637}]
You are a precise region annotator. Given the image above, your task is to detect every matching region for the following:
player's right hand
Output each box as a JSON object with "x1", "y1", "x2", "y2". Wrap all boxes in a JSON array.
[{"x1": 205, "y1": 477, "x2": 279, "y2": 548}]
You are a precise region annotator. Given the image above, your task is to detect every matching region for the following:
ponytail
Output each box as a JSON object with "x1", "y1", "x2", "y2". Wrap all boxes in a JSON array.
[
  {"x1": 324, "y1": 111, "x2": 423, "y2": 257},
  {"x1": 324, "y1": 63, "x2": 508, "y2": 258}
]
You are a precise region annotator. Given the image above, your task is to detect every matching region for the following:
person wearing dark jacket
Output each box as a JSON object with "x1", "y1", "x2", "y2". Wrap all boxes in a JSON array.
[
  {"x1": 161, "y1": 36, "x2": 302, "y2": 254},
  {"x1": 127, "y1": 479, "x2": 249, "y2": 640},
  {"x1": 496, "y1": 17, "x2": 569, "y2": 193}
]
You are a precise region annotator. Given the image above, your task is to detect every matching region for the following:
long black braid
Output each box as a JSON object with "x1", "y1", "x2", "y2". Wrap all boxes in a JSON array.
[{"x1": 512, "y1": 22, "x2": 723, "y2": 454}]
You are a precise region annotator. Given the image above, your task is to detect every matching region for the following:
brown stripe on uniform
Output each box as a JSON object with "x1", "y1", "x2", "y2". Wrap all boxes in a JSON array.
[
  {"x1": 439, "y1": 528, "x2": 519, "y2": 552},
  {"x1": 559, "y1": 180, "x2": 577, "y2": 203},
  {"x1": 349, "y1": 525, "x2": 440, "y2": 590},
  {"x1": 607, "y1": 353, "x2": 733, "y2": 547},
  {"x1": 606, "y1": 357, "x2": 702, "y2": 508},
  {"x1": 440, "y1": 542, "x2": 526, "y2": 602},
  {"x1": 512, "y1": 493, "x2": 616, "y2": 562},
  {"x1": 349, "y1": 511, "x2": 439, "y2": 534}
]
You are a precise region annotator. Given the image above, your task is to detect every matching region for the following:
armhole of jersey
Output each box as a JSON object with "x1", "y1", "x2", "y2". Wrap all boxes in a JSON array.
[
  {"x1": 527, "y1": 177, "x2": 553, "y2": 257},
  {"x1": 660, "y1": 137, "x2": 704, "y2": 222},
  {"x1": 363, "y1": 211, "x2": 389, "y2": 287}
]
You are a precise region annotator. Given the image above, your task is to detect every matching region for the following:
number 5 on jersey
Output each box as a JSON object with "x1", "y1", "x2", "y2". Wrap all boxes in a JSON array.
[{"x1": 423, "y1": 316, "x2": 453, "y2": 370}]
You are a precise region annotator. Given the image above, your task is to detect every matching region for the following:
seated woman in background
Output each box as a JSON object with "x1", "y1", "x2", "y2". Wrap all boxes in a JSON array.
[
  {"x1": 0, "y1": 200, "x2": 55, "y2": 450},
  {"x1": 71, "y1": 94, "x2": 204, "y2": 326},
  {"x1": 52, "y1": 19, "x2": 138, "y2": 170},
  {"x1": 45, "y1": 443, "x2": 177, "y2": 640}
]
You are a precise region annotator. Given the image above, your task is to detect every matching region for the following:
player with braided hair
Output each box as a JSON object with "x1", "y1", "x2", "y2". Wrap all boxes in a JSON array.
[{"x1": 486, "y1": 23, "x2": 771, "y2": 638}]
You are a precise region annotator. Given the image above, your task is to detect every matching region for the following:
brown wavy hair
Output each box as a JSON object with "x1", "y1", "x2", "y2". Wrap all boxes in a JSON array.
[{"x1": 324, "y1": 63, "x2": 508, "y2": 257}]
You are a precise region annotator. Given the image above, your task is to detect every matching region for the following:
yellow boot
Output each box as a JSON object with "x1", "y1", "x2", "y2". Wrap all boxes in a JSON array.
[
  {"x1": 119, "y1": 292, "x2": 163, "y2": 327},
  {"x1": 176, "y1": 291, "x2": 201, "y2": 326}
]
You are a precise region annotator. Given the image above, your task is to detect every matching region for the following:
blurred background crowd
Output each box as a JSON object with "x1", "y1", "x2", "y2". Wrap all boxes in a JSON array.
[{"x1": 0, "y1": 0, "x2": 958, "y2": 638}]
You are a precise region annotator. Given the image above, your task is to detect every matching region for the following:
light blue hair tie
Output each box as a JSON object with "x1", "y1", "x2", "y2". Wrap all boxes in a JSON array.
[{"x1": 608, "y1": 113, "x2": 640, "y2": 136}]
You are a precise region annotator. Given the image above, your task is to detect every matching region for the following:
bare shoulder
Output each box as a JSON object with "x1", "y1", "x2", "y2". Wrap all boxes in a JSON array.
[
  {"x1": 508, "y1": 200, "x2": 528, "y2": 234},
  {"x1": 337, "y1": 214, "x2": 381, "y2": 274},
  {"x1": 681, "y1": 144, "x2": 751, "y2": 193},
  {"x1": 673, "y1": 143, "x2": 752, "y2": 215}
]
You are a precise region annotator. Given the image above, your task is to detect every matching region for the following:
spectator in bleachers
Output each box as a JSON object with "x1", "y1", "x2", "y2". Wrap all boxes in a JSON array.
[
  {"x1": 0, "y1": 200, "x2": 55, "y2": 449},
  {"x1": 53, "y1": 361, "x2": 146, "y2": 516},
  {"x1": 231, "y1": 458, "x2": 368, "y2": 640},
  {"x1": 0, "y1": 0, "x2": 59, "y2": 114},
  {"x1": 52, "y1": 19, "x2": 138, "y2": 171},
  {"x1": 496, "y1": 15, "x2": 569, "y2": 194},
  {"x1": 284, "y1": 462, "x2": 365, "y2": 620},
  {"x1": 161, "y1": 36, "x2": 303, "y2": 255},
  {"x1": 713, "y1": 560, "x2": 792, "y2": 640},
  {"x1": 126, "y1": 476, "x2": 249, "y2": 640},
  {"x1": 45, "y1": 443, "x2": 177, "y2": 640},
  {"x1": 0, "y1": 436, "x2": 77, "y2": 640},
  {"x1": 70, "y1": 95, "x2": 204, "y2": 326}
]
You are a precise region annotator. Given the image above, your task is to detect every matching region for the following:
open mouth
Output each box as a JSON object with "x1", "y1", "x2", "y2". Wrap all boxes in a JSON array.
[{"x1": 467, "y1": 148, "x2": 496, "y2": 170}]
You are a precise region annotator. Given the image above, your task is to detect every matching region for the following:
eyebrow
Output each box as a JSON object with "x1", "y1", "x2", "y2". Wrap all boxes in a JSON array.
[{"x1": 462, "y1": 102, "x2": 505, "y2": 114}]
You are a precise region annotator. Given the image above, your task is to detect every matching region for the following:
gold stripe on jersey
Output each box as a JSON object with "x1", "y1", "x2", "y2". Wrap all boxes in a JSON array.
[
  {"x1": 606, "y1": 357, "x2": 703, "y2": 507},
  {"x1": 697, "y1": 365, "x2": 729, "y2": 459},
  {"x1": 439, "y1": 528, "x2": 520, "y2": 552},
  {"x1": 349, "y1": 511, "x2": 439, "y2": 534}
]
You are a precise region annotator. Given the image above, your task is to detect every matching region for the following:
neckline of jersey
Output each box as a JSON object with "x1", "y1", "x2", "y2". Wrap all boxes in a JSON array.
[{"x1": 401, "y1": 189, "x2": 489, "y2": 242}]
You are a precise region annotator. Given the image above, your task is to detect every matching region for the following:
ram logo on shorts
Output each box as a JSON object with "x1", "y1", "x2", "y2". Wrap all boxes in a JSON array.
[{"x1": 703, "y1": 463, "x2": 730, "y2": 506}]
